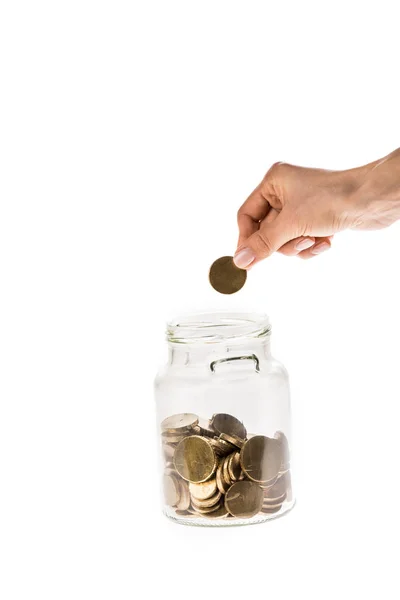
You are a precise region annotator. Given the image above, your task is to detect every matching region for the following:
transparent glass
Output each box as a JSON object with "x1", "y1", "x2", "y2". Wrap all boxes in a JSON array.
[{"x1": 154, "y1": 311, "x2": 295, "y2": 527}]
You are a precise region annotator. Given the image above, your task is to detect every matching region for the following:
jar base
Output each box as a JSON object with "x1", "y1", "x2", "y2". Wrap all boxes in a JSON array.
[{"x1": 163, "y1": 499, "x2": 296, "y2": 527}]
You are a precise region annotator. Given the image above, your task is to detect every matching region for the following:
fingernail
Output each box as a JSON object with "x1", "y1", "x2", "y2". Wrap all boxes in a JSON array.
[
  {"x1": 311, "y1": 242, "x2": 330, "y2": 255},
  {"x1": 233, "y1": 248, "x2": 256, "y2": 269},
  {"x1": 295, "y1": 238, "x2": 315, "y2": 251}
]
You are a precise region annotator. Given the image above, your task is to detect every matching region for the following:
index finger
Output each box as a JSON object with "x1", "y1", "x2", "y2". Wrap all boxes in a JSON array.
[{"x1": 237, "y1": 186, "x2": 270, "y2": 249}]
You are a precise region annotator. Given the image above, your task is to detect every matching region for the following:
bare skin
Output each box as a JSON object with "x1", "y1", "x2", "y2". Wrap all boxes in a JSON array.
[{"x1": 234, "y1": 148, "x2": 400, "y2": 268}]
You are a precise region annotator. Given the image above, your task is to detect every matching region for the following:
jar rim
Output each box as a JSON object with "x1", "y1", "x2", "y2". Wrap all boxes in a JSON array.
[{"x1": 167, "y1": 311, "x2": 271, "y2": 344}]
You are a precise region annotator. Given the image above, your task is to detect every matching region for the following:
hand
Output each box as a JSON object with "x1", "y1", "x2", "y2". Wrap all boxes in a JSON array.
[{"x1": 234, "y1": 148, "x2": 400, "y2": 268}]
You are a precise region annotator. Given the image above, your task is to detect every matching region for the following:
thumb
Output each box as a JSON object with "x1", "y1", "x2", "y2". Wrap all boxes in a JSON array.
[{"x1": 233, "y1": 212, "x2": 296, "y2": 268}]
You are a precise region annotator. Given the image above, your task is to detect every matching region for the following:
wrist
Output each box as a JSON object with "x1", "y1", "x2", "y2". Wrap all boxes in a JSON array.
[{"x1": 346, "y1": 153, "x2": 400, "y2": 229}]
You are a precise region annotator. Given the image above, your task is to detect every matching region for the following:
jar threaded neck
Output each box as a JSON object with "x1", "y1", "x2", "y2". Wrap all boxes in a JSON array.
[{"x1": 167, "y1": 312, "x2": 271, "y2": 345}]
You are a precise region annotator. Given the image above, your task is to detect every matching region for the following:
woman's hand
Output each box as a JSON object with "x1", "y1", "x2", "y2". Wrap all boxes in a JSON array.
[{"x1": 234, "y1": 148, "x2": 400, "y2": 268}]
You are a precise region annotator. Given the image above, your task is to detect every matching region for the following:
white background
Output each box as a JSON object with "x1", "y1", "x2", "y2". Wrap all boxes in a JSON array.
[{"x1": 1, "y1": 1, "x2": 399, "y2": 598}]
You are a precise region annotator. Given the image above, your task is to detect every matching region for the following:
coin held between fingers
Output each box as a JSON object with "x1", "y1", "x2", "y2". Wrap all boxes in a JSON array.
[{"x1": 209, "y1": 256, "x2": 247, "y2": 294}]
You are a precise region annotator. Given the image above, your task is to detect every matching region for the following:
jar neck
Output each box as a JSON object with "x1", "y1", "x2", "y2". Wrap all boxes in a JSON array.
[
  {"x1": 168, "y1": 337, "x2": 272, "y2": 367},
  {"x1": 166, "y1": 312, "x2": 272, "y2": 368}
]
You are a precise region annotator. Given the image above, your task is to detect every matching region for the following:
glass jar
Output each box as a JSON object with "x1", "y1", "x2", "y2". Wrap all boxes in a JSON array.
[{"x1": 154, "y1": 311, "x2": 295, "y2": 527}]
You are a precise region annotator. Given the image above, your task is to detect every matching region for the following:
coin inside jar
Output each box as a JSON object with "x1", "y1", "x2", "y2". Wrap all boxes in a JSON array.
[
  {"x1": 196, "y1": 419, "x2": 215, "y2": 438},
  {"x1": 163, "y1": 474, "x2": 181, "y2": 507},
  {"x1": 176, "y1": 480, "x2": 191, "y2": 510},
  {"x1": 189, "y1": 477, "x2": 217, "y2": 501},
  {"x1": 161, "y1": 433, "x2": 189, "y2": 444},
  {"x1": 263, "y1": 493, "x2": 286, "y2": 506},
  {"x1": 208, "y1": 437, "x2": 236, "y2": 456},
  {"x1": 224, "y1": 480, "x2": 264, "y2": 518},
  {"x1": 161, "y1": 413, "x2": 199, "y2": 433},
  {"x1": 211, "y1": 413, "x2": 247, "y2": 439},
  {"x1": 259, "y1": 475, "x2": 279, "y2": 489},
  {"x1": 222, "y1": 455, "x2": 232, "y2": 486},
  {"x1": 204, "y1": 503, "x2": 229, "y2": 519},
  {"x1": 240, "y1": 435, "x2": 282, "y2": 483},
  {"x1": 220, "y1": 432, "x2": 245, "y2": 449},
  {"x1": 227, "y1": 452, "x2": 242, "y2": 482},
  {"x1": 163, "y1": 443, "x2": 176, "y2": 462},
  {"x1": 174, "y1": 435, "x2": 217, "y2": 483},
  {"x1": 164, "y1": 467, "x2": 177, "y2": 477},
  {"x1": 264, "y1": 473, "x2": 287, "y2": 500},
  {"x1": 208, "y1": 256, "x2": 247, "y2": 295},
  {"x1": 216, "y1": 461, "x2": 230, "y2": 494},
  {"x1": 282, "y1": 471, "x2": 293, "y2": 501},
  {"x1": 191, "y1": 490, "x2": 222, "y2": 509},
  {"x1": 261, "y1": 504, "x2": 282, "y2": 514},
  {"x1": 274, "y1": 430, "x2": 290, "y2": 471},
  {"x1": 191, "y1": 502, "x2": 223, "y2": 514}
]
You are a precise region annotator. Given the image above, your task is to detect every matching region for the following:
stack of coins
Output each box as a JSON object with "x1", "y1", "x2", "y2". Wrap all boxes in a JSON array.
[
  {"x1": 161, "y1": 413, "x2": 199, "y2": 469},
  {"x1": 261, "y1": 472, "x2": 288, "y2": 514},
  {"x1": 160, "y1": 412, "x2": 292, "y2": 520}
]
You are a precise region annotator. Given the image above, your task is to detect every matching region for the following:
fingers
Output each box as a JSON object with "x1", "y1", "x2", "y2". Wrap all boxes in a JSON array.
[
  {"x1": 234, "y1": 210, "x2": 298, "y2": 268},
  {"x1": 234, "y1": 231, "x2": 333, "y2": 267},
  {"x1": 279, "y1": 235, "x2": 333, "y2": 258},
  {"x1": 266, "y1": 208, "x2": 316, "y2": 256},
  {"x1": 278, "y1": 237, "x2": 316, "y2": 256},
  {"x1": 237, "y1": 186, "x2": 270, "y2": 249},
  {"x1": 297, "y1": 237, "x2": 333, "y2": 259}
]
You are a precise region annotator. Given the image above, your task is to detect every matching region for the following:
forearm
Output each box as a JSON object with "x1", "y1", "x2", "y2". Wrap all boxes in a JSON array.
[{"x1": 349, "y1": 148, "x2": 400, "y2": 230}]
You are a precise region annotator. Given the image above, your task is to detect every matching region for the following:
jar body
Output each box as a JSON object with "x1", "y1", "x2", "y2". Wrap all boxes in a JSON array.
[{"x1": 154, "y1": 313, "x2": 295, "y2": 527}]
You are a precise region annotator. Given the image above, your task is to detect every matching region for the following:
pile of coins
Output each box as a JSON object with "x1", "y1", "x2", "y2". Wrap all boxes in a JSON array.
[{"x1": 161, "y1": 412, "x2": 292, "y2": 520}]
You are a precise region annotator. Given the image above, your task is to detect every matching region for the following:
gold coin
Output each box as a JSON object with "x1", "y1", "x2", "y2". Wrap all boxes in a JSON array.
[
  {"x1": 224, "y1": 481, "x2": 264, "y2": 518},
  {"x1": 261, "y1": 504, "x2": 282, "y2": 514},
  {"x1": 211, "y1": 413, "x2": 247, "y2": 439},
  {"x1": 196, "y1": 426, "x2": 215, "y2": 438},
  {"x1": 164, "y1": 466, "x2": 176, "y2": 477},
  {"x1": 196, "y1": 418, "x2": 215, "y2": 438},
  {"x1": 262, "y1": 498, "x2": 285, "y2": 509},
  {"x1": 227, "y1": 452, "x2": 242, "y2": 482},
  {"x1": 216, "y1": 461, "x2": 230, "y2": 494},
  {"x1": 222, "y1": 455, "x2": 232, "y2": 486},
  {"x1": 209, "y1": 256, "x2": 247, "y2": 295},
  {"x1": 189, "y1": 477, "x2": 217, "y2": 501},
  {"x1": 176, "y1": 480, "x2": 191, "y2": 510},
  {"x1": 259, "y1": 475, "x2": 279, "y2": 489},
  {"x1": 163, "y1": 443, "x2": 176, "y2": 462},
  {"x1": 264, "y1": 473, "x2": 287, "y2": 500},
  {"x1": 240, "y1": 435, "x2": 282, "y2": 483},
  {"x1": 191, "y1": 501, "x2": 223, "y2": 514},
  {"x1": 191, "y1": 489, "x2": 222, "y2": 509},
  {"x1": 208, "y1": 437, "x2": 236, "y2": 456},
  {"x1": 163, "y1": 474, "x2": 181, "y2": 507},
  {"x1": 204, "y1": 503, "x2": 229, "y2": 519},
  {"x1": 263, "y1": 493, "x2": 286, "y2": 506},
  {"x1": 174, "y1": 435, "x2": 217, "y2": 483},
  {"x1": 161, "y1": 432, "x2": 189, "y2": 443},
  {"x1": 186, "y1": 509, "x2": 201, "y2": 517},
  {"x1": 220, "y1": 432, "x2": 245, "y2": 449},
  {"x1": 175, "y1": 510, "x2": 192, "y2": 517},
  {"x1": 283, "y1": 471, "x2": 293, "y2": 502},
  {"x1": 161, "y1": 413, "x2": 199, "y2": 433},
  {"x1": 262, "y1": 496, "x2": 284, "y2": 506},
  {"x1": 274, "y1": 430, "x2": 290, "y2": 471}
]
